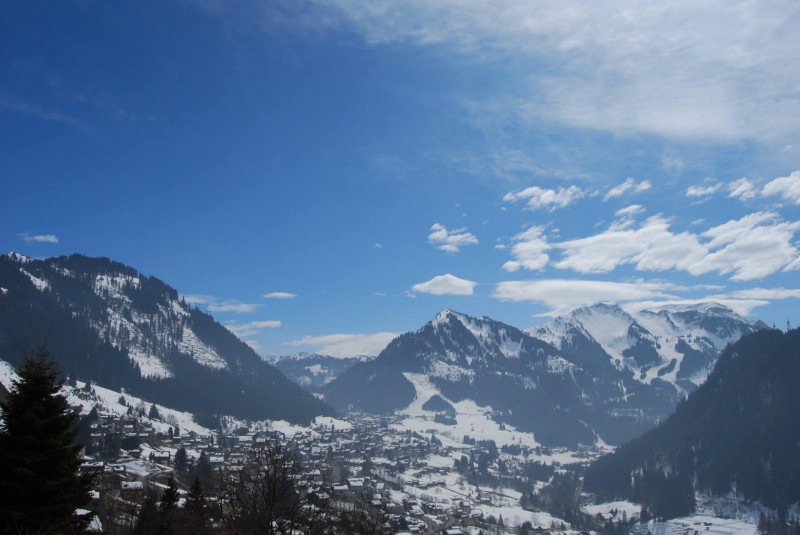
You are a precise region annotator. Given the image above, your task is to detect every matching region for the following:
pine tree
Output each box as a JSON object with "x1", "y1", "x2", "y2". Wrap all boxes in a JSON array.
[
  {"x1": 0, "y1": 349, "x2": 95, "y2": 534},
  {"x1": 158, "y1": 475, "x2": 179, "y2": 535},
  {"x1": 196, "y1": 451, "x2": 213, "y2": 486},
  {"x1": 174, "y1": 447, "x2": 188, "y2": 473},
  {"x1": 182, "y1": 476, "x2": 211, "y2": 535}
]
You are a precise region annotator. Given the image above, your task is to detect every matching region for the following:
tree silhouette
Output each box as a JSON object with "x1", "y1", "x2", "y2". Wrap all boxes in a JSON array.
[{"x1": 0, "y1": 348, "x2": 95, "y2": 533}]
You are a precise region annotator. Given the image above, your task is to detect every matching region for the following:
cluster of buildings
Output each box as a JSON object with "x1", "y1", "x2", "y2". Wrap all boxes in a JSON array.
[{"x1": 78, "y1": 412, "x2": 564, "y2": 534}]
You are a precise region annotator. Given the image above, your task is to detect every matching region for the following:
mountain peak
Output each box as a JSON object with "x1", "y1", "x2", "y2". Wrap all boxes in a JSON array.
[
  {"x1": 4, "y1": 252, "x2": 32, "y2": 264},
  {"x1": 430, "y1": 309, "x2": 468, "y2": 328}
]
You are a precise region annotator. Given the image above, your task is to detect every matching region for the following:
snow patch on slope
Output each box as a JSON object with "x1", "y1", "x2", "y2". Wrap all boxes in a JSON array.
[
  {"x1": 572, "y1": 304, "x2": 640, "y2": 362},
  {"x1": 179, "y1": 326, "x2": 227, "y2": 370},
  {"x1": 128, "y1": 348, "x2": 173, "y2": 379},
  {"x1": 20, "y1": 269, "x2": 49, "y2": 292},
  {"x1": 93, "y1": 273, "x2": 139, "y2": 302}
]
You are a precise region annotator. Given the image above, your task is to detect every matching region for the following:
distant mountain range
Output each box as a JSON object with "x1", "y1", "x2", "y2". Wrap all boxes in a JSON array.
[
  {"x1": 324, "y1": 306, "x2": 766, "y2": 448},
  {"x1": 0, "y1": 253, "x2": 334, "y2": 427},
  {"x1": 0, "y1": 252, "x2": 770, "y2": 449},
  {"x1": 531, "y1": 301, "x2": 768, "y2": 394},
  {"x1": 584, "y1": 327, "x2": 800, "y2": 518},
  {"x1": 266, "y1": 353, "x2": 374, "y2": 390}
]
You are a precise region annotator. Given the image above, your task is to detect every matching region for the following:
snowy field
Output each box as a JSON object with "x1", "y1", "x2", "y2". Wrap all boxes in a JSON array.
[{"x1": 394, "y1": 372, "x2": 611, "y2": 465}]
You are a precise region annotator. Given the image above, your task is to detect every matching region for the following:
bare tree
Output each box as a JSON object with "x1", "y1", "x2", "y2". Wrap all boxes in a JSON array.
[{"x1": 216, "y1": 441, "x2": 330, "y2": 535}]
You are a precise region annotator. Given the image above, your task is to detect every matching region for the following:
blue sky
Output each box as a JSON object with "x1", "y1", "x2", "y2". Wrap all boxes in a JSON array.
[{"x1": 2, "y1": 0, "x2": 799, "y2": 357}]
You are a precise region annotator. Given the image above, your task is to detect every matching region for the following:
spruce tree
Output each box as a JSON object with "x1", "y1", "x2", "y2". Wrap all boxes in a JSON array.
[
  {"x1": 183, "y1": 476, "x2": 211, "y2": 534},
  {"x1": 158, "y1": 475, "x2": 179, "y2": 535},
  {"x1": 0, "y1": 349, "x2": 95, "y2": 534}
]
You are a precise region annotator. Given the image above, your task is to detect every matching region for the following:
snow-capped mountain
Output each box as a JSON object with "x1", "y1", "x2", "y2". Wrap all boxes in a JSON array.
[
  {"x1": 530, "y1": 302, "x2": 767, "y2": 393},
  {"x1": 266, "y1": 353, "x2": 374, "y2": 390},
  {"x1": 324, "y1": 310, "x2": 685, "y2": 448},
  {"x1": 0, "y1": 253, "x2": 334, "y2": 425}
]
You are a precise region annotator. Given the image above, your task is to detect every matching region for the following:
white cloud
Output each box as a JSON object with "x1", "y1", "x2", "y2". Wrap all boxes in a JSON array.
[
  {"x1": 503, "y1": 185, "x2": 585, "y2": 211},
  {"x1": 614, "y1": 204, "x2": 645, "y2": 218},
  {"x1": 227, "y1": 320, "x2": 282, "y2": 338},
  {"x1": 493, "y1": 278, "x2": 677, "y2": 316},
  {"x1": 505, "y1": 211, "x2": 800, "y2": 281},
  {"x1": 411, "y1": 274, "x2": 477, "y2": 295},
  {"x1": 686, "y1": 183, "x2": 722, "y2": 197},
  {"x1": 502, "y1": 226, "x2": 551, "y2": 272},
  {"x1": 285, "y1": 332, "x2": 401, "y2": 358},
  {"x1": 428, "y1": 223, "x2": 479, "y2": 253},
  {"x1": 691, "y1": 212, "x2": 800, "y2": 280},
  {"x1": 19, "y1": 232, "x2": 59, "y2": 244},
  {"x1": 728, "y1": 177, "x2": 757, "y2": 200},
  {"x1": 762, "y1": 170, "x2": 800, "y2": 204},
  {"x1": 554, "y1": 215, "x2": 707, "y2": 273},
  {"x1": 263, "y1": 292, "x2": 297, "y2": 299},
  {"x1": 207, "y1": 302, "x2": 261, "y2": 314},
  {"x1": 603, "y1": 178, "x2": 651, "y2": 201},
  {"x1": 374, "y1": 243, "x2": 383, "y2": 248}
]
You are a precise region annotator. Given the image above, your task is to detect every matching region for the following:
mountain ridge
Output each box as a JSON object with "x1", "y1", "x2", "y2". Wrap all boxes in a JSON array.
[
  {"x1": 325, "y1": 306, "x2": 766, "y2": 448},
  {"x1": 0, "y1": 252, "x2": 334, "y2": 426},
  {"x1": 584, "y1": 327, "x2": 800, "y2": 518},
  {"x1": 530, "y1": 301, "x2": 767, "y2": 393}
]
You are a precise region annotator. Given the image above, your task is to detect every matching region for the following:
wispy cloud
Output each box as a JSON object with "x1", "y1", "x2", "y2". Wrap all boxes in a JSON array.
[
  {"x1": 182, "y1": 293, "x2": 262, "y2": 313},
  {"x1": 226, "y1": 320, "x2": 282, "y2": 338},
  {"x1": 503, "y1": 185, "x2": 585, "y2": 211},
  {"x1": 18, "y1": 232, "x2": 59, "y2": 244},
  {"x1": 411, "y1": 274, "x2": 477, "y2": 296},
  {"x1": 728, "y1": 177, "x2": 757, "y2": 200},
  {"x1": 661, "y1": 151, "x2": 685, "y2": 176},
  {"x1": 428, "y1": 223, "x2": 478, "y2": 253},
  {"x1": 182, "y1": 294, "x2": 217, "y2": 305},
  {"x1": 615, "y1": 205, "x2": 645, "y2": 218},
  {"x1": 263, "y1": 292, "x2": 297, "y2": 299},
  {"x1": 285, "y1": 332, "x2": 400, "y2": 358},
  {"x1": 603, "y1": 178, "x2": 651, "y2": 201},
  {"x1": 207, "y1": 302, "x2": 261, "y2": 314},
  {"x1": 1, "y1": 95, "x2": 88, "y2": 131},
  {"x1": 686, "y1": 183, "x2": 722, "y2": 198},
  {"x1": 493, "y1": 278, "x2": 677, "y2": 317},
  {"x1": 236, "y1": 0, "x2": 800, "y2": 143}
]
